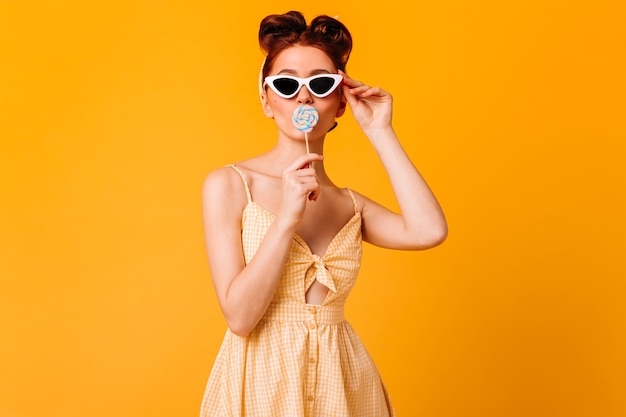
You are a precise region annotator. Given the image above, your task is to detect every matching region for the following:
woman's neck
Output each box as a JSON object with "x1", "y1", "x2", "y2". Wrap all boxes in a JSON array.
[{"x1": 262, "y1": 135, "x2": 332, "y2": 184}]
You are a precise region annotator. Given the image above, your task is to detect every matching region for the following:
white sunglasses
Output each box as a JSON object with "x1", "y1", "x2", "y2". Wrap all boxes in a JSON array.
[{"x1": 264, "y1": 74, "x2": 343, "y2": 99}]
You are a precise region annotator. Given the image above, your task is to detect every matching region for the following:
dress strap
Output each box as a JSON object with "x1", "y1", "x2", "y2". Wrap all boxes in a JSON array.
[
  {"x1": 346, "y1": 188, "x2": 358, "y2": 213},
  {"x1": 227, "y1": 164, "x2": 252, "y2": 203}
]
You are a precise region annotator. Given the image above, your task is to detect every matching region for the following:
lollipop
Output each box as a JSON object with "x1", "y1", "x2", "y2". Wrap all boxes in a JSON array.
[{"x1": 292, "y1": 105, "x2": 318, "y2": 154}]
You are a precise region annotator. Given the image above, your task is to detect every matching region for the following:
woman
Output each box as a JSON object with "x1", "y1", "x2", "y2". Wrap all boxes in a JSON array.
[{"x1": 200, "y1": 11, "x2": 447, "y2": 417}]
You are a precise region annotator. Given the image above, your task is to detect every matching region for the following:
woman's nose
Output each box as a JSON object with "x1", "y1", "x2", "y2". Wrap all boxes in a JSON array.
[{"x1": 296, "y1": 86, "x2": 313, "y2": 104}]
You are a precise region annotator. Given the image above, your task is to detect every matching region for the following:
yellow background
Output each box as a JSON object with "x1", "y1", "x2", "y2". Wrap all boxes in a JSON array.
[{"x1": 1, "y1": 1, "x2": 625, "y2": 416}]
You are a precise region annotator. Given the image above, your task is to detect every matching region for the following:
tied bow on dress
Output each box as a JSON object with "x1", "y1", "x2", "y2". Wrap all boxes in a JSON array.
[{"x1": 289, "y1": 236, "x2": 359, "y2": 305}]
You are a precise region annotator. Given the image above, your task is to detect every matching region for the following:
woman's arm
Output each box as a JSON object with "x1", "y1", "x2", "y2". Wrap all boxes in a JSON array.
[
  {"x1": 340, "y1": 71, "x2": 448, "y2": 250},
  {"x1": 202, "y1": 154, "x2": 323, "y2": 336}
]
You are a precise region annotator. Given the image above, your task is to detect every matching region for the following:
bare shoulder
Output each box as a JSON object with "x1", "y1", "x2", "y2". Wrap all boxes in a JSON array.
[
  {"x1": 203, "y1": 165, "x2": 237, "y2": 190},
  {"x1": 202, "y1": 165, "x2": 248, "y2": 214},
  {"x1": 343, "y1": 188, "x2": 373, "y2": 214}
]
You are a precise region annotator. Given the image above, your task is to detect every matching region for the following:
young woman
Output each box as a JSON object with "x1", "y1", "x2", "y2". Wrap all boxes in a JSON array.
[{"x1": 200, "y1": 11, "x2": 447, "y2": 417}]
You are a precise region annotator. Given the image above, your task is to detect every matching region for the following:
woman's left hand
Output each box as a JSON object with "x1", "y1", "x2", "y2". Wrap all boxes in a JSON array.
[{"x1": 339, "y1": 70, "x2": 393, "y2": 134}]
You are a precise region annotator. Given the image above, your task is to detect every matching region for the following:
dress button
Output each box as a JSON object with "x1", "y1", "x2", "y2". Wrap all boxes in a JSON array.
[
  {"x1": 307, "y1": 395, "x2": 314, "y2": 401},
  {"x1": 308, "y1": 321, "x2": 316, "y2": 329},
  {"x1": 309, "y1": 357, "x2": 316, "y2": 364}
]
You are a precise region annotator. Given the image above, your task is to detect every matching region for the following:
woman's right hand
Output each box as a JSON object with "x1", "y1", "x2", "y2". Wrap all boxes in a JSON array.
[{"x1": 278, "y1": 153, "x2": 324, "y2": 228}]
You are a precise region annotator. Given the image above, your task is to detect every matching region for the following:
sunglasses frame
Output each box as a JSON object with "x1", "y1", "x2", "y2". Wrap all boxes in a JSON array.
[{"x1": 264, "y1": 74, "x2": 343, "y2": 99}]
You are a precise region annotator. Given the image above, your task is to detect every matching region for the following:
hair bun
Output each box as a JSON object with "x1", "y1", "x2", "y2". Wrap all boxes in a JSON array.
[
  {"x1": 259, "y1": 11, "x2": 307, "y2": 54},
  {"x1": 309, "y1": 15, "x2": 351, "y2": 66},
  {"x1": 310, "y1": 16, "x2": 344, "y2": 43}
]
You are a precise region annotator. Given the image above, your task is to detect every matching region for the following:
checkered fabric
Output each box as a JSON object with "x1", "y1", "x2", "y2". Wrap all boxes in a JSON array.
[{"x1": 200, "y1": 165, "x2": 395, "y2": 417}]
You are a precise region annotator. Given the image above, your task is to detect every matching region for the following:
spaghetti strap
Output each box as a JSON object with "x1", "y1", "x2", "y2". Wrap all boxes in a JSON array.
[
  {"x1": 227, "y1": 164, "x2": 252, "y2": 203},
  {"x1": 346, "y1": 188, "x2": 358, "y2": 213}
]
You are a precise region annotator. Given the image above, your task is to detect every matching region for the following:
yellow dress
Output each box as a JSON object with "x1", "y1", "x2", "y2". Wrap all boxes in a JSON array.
[{"x1": 200, "y1": 165, "x2": 395, "y2": 417}]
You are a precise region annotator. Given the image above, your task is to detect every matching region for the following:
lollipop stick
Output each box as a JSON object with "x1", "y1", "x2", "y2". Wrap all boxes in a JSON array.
[
  {"x1": 305, "y1": 132, "x2": 310, "y2": 154},
  {"x1": 305, "y1": 131, "x2": 314, "y2": 200}
]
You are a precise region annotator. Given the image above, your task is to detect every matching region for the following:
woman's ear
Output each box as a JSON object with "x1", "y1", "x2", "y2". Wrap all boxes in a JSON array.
[
  {"x1": 335, "y1": 94, "x2": 347, "y2": 118},
  {"x1": 260, "y1": 93, "x2": 274, "y2": 119}
]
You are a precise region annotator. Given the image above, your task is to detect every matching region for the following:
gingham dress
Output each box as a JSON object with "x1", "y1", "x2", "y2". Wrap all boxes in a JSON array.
[{"x1": 200, "y1": 165, "x2": 395, "y2": 417}]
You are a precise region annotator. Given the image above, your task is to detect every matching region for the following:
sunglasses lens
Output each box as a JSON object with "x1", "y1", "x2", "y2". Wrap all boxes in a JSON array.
[
  {"x1": 272, "y1": 78, "x2": 299, "y2": 96},
  {"x1": 309, "y1": 76, "x2": 336, "y2": 95}
]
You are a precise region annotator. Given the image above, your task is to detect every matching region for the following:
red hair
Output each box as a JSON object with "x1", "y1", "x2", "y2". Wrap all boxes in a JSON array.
[{"x1": 259, "y1": 11, "x2": 352, "y2": 80}]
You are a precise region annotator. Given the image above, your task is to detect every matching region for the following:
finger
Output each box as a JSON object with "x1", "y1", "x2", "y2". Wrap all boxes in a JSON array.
[
  {"x1": 348, "y1": 85, "x2": 372, "y2": 95},
  {"x1": 293, "y1": 168, "x2": 318, "y2": 180},
  {"x1": 356, "y1": 86, "x2": 388, "y2": 98},
  {"x1": 292, "y1": 169, "x2": 321, "y2": 201},
  {"x1": 285, "y1": 166, "x2": 320, "y2": 187},
  {"x1": 342, "y1": 83, "x2": 360, "y2": 108},
  {"x1": 284, "y1": 153, "x2": 324, "y2": 174},
  {"x1": 307, "y1": 181, "x2": 321, "y2": 201},
  {"x1": 339, "y1": 71, "x2": 385, "y2": 97},
  {"x1": 338, "y1": 70, "x2": 362, "y2": 88},
  {"x1": 285, "y1": 173, "x2": 320, "y2": 201}
]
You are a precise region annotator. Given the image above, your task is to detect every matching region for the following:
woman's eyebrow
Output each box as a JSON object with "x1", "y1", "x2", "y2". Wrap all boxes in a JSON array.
[
  {"x1": 276, "y1": 68, "x2": 333, "y2": 76},
  {"x1": 276, "y1": 69, "x2": 297, "y2": 75},
  {"x1": 310, "y1": 69, "x2": 332, "y2": 75}
]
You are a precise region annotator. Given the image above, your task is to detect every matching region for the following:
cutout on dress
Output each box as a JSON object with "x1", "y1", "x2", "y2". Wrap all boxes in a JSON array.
[{"x1": 305, "y1": 279, "x2": 330, "y2": 305}]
